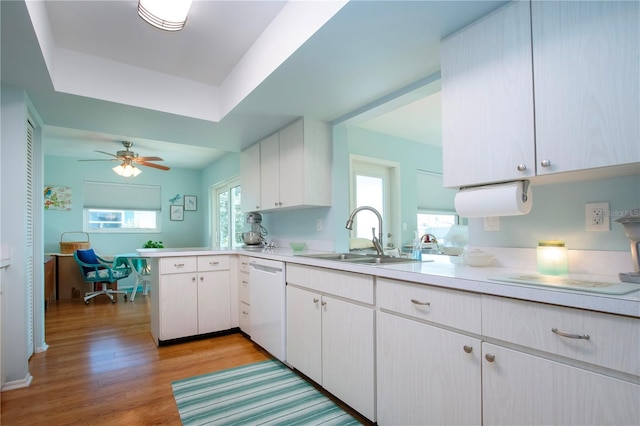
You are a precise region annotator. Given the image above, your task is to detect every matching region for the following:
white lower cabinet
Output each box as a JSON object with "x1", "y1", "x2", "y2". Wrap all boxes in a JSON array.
[
  {"x1": 482, "y1": 342, "x2": 640, "y2": 426},
  {"x1": 377, "y1": 311, "x2": 481, "y2": 425},
  {"x1": 156, "y1": 255, "x2": 230, "y2": 343},
  {"x1": 237, "y1": 256, "x2": 250, "y2": 335},
  {"x1": 286, "y1": 265, "x2": 375, "y2": 421}
]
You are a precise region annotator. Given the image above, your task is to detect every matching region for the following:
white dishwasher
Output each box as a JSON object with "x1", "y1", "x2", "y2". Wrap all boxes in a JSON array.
[{"x1": 249, "y1": 258, "x2": 286, "y2": 361}]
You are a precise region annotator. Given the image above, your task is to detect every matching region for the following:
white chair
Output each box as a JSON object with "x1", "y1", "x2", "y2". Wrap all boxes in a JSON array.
[{"x1": 128, "y1": 257, "x2": 151, "y2": 302}]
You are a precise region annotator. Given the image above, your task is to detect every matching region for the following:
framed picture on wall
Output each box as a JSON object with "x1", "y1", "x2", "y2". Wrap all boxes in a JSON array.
[
  {"x1": 170, "y1": 205, "x2": 184, "y2": 221},
  {"x1": 184, "y1": 195, "x2": 197, "y2": 211}
]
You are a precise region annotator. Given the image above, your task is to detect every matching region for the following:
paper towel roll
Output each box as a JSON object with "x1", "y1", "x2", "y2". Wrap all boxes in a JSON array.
[{"x1": 454, "y1": 181, "x2": 532, "y2": 218}]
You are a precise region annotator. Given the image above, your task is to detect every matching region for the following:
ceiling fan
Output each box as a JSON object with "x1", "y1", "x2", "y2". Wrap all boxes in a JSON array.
[{"x1": 80, "y1": 141, "x2": 170, "y2": 172}]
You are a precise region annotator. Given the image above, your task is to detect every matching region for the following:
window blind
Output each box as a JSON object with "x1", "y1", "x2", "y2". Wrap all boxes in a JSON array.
[
  {"x1": 83, "y1": 181, "x2": 161, "y2": 210},
  {"x1": 416, "y1": 171, "x2": 457, "y2": 211}
]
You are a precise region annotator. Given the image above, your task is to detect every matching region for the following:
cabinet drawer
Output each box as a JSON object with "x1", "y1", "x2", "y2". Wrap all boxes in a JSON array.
[
  {"x1": 239, "y1": 301, "x2": 250, "y2": 334},
  {"x1": 238, "y1": 256, "x2": 250, "y2": 273},
  {"x1": 159, "y1": 257, "x2": 197, "y2": 274},
  {"x1": 197, "y1": 255, "x2": 230, "y2": 271},
  {"x1": 286, "y1": 264, "x2": 374, "y2": 304},
  {"x1": 377, "y1": 278, "x2": 481, "y2": 334},
  {"x1": 482, "y1": 295, "x2": 640, "y2": 376},
  {"x1": 238, "y1": 272, "x2": 250, "y2": 304}
]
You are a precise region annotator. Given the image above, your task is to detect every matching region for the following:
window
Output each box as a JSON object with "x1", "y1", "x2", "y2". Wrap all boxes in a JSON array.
[
  {"x1": 350, "y1": 155, "x2": 399, "y2": 246},
  {"x1": 417, "y1": 211, "x2": 458, "y2": 242},
  {"x1": 82, "y1": 181, "x2": 161, "y2": 233},
  {"x1": 212, "y1": 179, "x2": 243, "y2": 249}
]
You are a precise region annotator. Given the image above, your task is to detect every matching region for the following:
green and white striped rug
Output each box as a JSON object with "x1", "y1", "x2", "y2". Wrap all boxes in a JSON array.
[{"x1": 172, "y1": 359, "x2": 361, "y2": 425}]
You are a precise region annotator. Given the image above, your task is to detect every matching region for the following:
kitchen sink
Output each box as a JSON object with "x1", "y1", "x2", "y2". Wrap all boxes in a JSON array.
[{"x1": 297, "y1": 253, "x2": 424, "y2": 265}]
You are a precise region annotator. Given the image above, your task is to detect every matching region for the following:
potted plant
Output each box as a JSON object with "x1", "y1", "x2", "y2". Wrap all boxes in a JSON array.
[{"x1": 142, "y1": 240, "x2": 164, "y2": 248}]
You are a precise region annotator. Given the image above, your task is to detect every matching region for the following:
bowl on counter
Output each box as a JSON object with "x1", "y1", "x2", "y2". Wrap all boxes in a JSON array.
[
  {"x1": 441, "y1": 246, "x2": 464, "y2": 256},
  {"x1": 462, "y1": 249, "x2": 495, "y2": 267},
  {"x1": 289, "y1": 242, "x2": 307, "y2": 252}
]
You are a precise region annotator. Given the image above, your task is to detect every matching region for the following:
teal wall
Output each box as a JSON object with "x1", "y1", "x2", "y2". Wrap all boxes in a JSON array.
[
  {"x1": 44, "y1": 155, "x2": 206, "y2": 255},
  {"x1": 469, "y1": 174, "x2": 640, "y2": 251}
]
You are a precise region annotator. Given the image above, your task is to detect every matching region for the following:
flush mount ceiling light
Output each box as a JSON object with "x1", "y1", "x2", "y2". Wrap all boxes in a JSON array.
[
  {"x1": 113, "y1": 160, "x2": 142, "y2": 178},
  {"x1": 138, "y1": 0, "x2": 194, "y2": 32}
]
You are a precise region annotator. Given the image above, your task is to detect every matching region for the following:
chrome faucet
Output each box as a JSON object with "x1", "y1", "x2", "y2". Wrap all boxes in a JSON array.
[{"x1": 345, "y1": 206, "x2": 384, "y2": 255}]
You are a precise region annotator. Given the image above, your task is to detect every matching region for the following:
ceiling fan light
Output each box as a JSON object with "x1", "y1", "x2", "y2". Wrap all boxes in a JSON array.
[
  {"x1": 113, "y1": 164, "x2": 142, "y2": 178},
  {"x1": 138, "y1": 0, "x2": 193, "y2": 32}
]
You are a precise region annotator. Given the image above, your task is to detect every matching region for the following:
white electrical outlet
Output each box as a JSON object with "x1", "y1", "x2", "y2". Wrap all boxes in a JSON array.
[
  {"x1": 585, "y1": 202, "x2": 610, "y2": 231},
  {"x1": 483, "y1": 216, "x2": 500, "y2": 231}
]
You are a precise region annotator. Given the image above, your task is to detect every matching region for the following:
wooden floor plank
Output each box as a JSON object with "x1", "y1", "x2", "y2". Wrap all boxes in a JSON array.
[{"x1": 1, "y1": 296, "x2": 269, "y2": 425}]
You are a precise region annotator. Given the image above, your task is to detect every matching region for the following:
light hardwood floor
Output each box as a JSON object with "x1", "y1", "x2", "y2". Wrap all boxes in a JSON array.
[{"x1": 1, "y1": 295, "x2": 270, "y2": 425}]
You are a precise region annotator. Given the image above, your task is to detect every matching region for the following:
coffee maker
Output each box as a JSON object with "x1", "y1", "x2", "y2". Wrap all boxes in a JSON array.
[
  {"x1": 616, "y1": 214, "x2": 640, "y2": 284},
  {"x1": 243, "y1": 212, "x2": 268, "y2": 246}
]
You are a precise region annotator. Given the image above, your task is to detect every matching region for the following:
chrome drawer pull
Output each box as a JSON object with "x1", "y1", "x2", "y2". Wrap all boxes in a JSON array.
[
  {"x1": 174, "y1": 263, "x2": 185, "y2": 267},
  {"x1": 551, "y1": 328, "x2": 590, "y2": 340},
  {"x1": 411, "y1": 299, "x2": 430, "y2": 306},
  {"x1": 209, "y1": 261, "x2": 219, "y2": 265},
  {"x1": 242, "y1": 311, "x2": 249, "y2": 315}
]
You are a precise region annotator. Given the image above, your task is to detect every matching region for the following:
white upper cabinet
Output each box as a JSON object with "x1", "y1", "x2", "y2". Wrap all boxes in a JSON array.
[
  {"x1": 240, "y1": 118, "x2": 331, "y2": 212},
  {"x1": 532, "y1": 1, "x2": 640, "y2": 175},
  {"x1": 240, "y1": 143, "x2": 261, "y2": 212},
  {"x1": 442, "y1": 1, "x2": 639, "y2": 188},
  {"x1": 441, "y1": 1, "x2": 535, "y2": 188}
]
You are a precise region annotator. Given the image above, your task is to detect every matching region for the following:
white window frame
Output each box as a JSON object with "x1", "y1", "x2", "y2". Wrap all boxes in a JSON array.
[
  {"x1": 349, "y1": 154, "x2": 400, "y2": 248},
  {"x1": 210, "y1": 177, "x2": 242, "y2": 249},
  {"x1": 82, "y1": 181, "x2": 162, "y2": 234}
]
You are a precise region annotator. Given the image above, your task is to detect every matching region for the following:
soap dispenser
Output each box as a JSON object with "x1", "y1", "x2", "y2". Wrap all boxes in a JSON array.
[{"x1": 412, "y1": 231, "x2": 422, "y2": 261}]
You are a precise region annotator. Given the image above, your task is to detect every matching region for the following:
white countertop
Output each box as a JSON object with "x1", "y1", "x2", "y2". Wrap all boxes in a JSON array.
[{"x1": 138, "y1": 247, "x2": 640, "y2": 318}]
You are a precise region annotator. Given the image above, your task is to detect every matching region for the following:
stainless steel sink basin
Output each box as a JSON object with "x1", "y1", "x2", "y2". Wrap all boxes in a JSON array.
[
  {"x1": 297, "y1": 253, "x2": 423, "y2": 265},
  {"x1": 297, "y1": 253, "x2": 372, "y2": 261}
]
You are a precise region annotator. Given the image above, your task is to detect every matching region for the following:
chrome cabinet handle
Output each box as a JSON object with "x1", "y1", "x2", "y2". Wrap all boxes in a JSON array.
[
  {"x1": 242, "y1": 280, "x2": 248, "y2": 285},
  {"x1": 200, "y1": 276, "x2": 204, "y2": 281},
  {"x1": 517, "y1": 164, "x2": 527, "y2": 171},
  {"x1": 256, "y1": 205, "x2": 260, "y2": 209},
  {"x1": 242, "y1": 311, "x2": 249, "y2": 315},
  {"x1": 551, "y1": 328, "x2": 590, "y2": 340},
  {"x1": 191, "y1": 277, "x2": 196, "y2": 282},
  {"x1": 463, "y1": 345, "x2": 473, "y2": 354},
  {"x1": 275, "y1": 202, "x2": 279, "y2": 206},
  {"x1": 540, "y1": 159, "x2": 551, "y2": 167},
  {"x1": 313, "y1": 298, "x2": 319, "y2": 304},
  {"x1": 174, "y1": 263, "x2": 185, "y2": 267},
  {"x1": 485, "y1": 354, "x2": 495, "y2": 362},
  {"x1": 209, "y1": 261, "x2": 219, "y2": 265},
  {"x1": 411, "y1": 299, "x2": 430, "y2": 306},
  {"x1": 321, "y1": 300, "x2": 327, "y2": 306}
]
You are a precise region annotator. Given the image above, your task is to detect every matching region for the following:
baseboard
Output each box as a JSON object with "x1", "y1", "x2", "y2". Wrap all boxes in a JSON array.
[{"x1": 2, "y1": 373, "x2": 33, "y2": 391}]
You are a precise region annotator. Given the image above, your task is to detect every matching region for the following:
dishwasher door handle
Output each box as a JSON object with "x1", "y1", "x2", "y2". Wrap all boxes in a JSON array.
[{"x1": 250, "y1": 263, "x2": 282, "y2": 274}]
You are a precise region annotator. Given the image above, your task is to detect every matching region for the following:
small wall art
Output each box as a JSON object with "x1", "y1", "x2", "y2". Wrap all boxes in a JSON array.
[
  {"x1": 170, "y1": 205, "x2": 184, "y2": 221},
  {"x1": 44, "y1": 186, "x2": 72, "y2": 210},
  {"x1": 184, "y1": 195, "x2": 197, "y2": 211}
]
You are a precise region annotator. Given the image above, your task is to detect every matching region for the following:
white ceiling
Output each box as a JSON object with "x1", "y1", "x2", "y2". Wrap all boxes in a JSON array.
[{"x1": 1, "y1": 0, "x2": 507, "y2": 170}]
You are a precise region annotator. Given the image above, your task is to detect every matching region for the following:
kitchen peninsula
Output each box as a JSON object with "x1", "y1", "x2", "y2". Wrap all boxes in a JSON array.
[{"x1": 141, "y1": 247, "x2": 639, "y2": 425}]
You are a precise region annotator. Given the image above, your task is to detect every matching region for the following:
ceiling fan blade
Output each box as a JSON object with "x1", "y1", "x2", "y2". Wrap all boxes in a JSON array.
[
  {"x1": 78, "y1": 159, "x2": 118, "y2": 162},
  {"x1": 137, "y1": 161, "x2": 170, "y2": 171},
  {"x1": 95, "y1": 150, "x2": 120, "y2": 159},
  {"x1": 134, "y1": 156, "x2": 164, "y2": 162}
]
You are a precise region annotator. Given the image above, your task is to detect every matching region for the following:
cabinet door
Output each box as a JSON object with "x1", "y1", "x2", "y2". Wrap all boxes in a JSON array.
[
  {"x1": 159, "y1": 273, "x2": 198, "y2": 340},
  {"x1": 259, "y1": 132, "x2": 280, "y2": 209},
  {"x1": 322, "y1": 295, "x2": 375, "y2": 421},
  {"x1": 482, "y1": 343, "x2": 640, "y2": 426},
  {"x1": 377, "y1": 311, "x2": 481, "y2": 426},
  {"x1": 286, "y1": 285, "x2": 322, "y2": 384},
  {"x1": 532, "y1": 1, "x2": 640, "y2": 174},
  {"x1": 441, "y1": 1, "x2": 535, "y2": 187},
  {"x1": 197, "y1": 271, "x2": 230, "y2": 334},
  {"x1": 240, "y1": 143, "x2": 261, "y2": 212},
  {"x1": 278, "y1": 118, "x2": 304, "y2": 208}
]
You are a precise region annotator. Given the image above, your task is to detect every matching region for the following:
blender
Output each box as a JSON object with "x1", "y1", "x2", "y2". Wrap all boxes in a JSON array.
[
  {"x1": 616, "y1": 214, "x2": 640, "y2": 284},
  {"x1": 243, "y1": 212, "x2": 268, "y2": 246}
]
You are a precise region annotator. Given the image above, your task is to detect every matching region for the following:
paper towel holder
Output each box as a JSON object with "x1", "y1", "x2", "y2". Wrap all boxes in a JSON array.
[{"x1": 460, "y1": 180, "x2": 530, "y2": 203}]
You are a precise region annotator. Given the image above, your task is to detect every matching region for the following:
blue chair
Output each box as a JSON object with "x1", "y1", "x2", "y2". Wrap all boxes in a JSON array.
[
  {"x1": 74, "y1": 249, "x2": 131, "y2": 304},
  {"x1": 128, "y1": 257, "x2": 151, "y2": 302}
]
